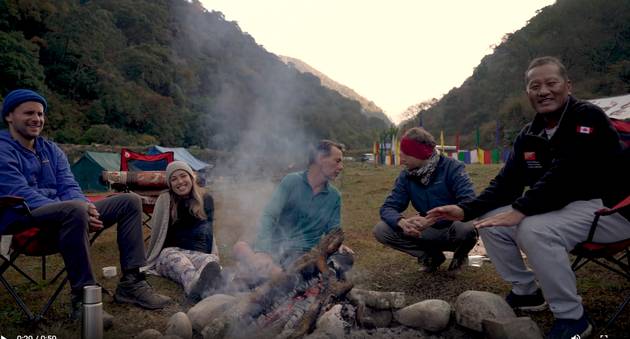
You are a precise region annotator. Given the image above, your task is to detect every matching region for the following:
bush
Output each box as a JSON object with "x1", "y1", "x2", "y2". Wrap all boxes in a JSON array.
[
  {"x1": 80, "y1": 124, "x2": 131, "y2": 145},
  {"x1": 78, "y1": 124, "x2": 159, "y2": 146}
]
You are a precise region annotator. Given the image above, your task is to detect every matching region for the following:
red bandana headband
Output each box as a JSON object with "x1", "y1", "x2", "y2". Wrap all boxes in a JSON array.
[{"x1": 400, "y1": 137, "x2": 434, "y2": 160}]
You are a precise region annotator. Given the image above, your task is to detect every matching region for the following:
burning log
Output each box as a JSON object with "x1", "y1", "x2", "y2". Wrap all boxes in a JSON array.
[
  {"x1": 201, "y1": 229, "x2": 352, "y2": 339},
  {"x1": 282, "y1": 277, "x2": 353, "y2": 339}
]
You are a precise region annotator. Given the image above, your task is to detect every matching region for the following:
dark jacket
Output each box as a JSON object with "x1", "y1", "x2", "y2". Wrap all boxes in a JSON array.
[
  {"x1": 380, "y1": 155, "x2": 475, "y2": 230},
  {"x1": 164, "y1": 193, "x2": 214, "y2": 253},
  {"x1": 459, "y1": 96, "x2": 622, "y2": 220},
  {"x1": 0, "y1": 130, "x2": 87, "y2": 233}
]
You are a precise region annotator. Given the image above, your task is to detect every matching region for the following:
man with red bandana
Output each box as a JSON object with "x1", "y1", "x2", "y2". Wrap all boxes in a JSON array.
[
  {"x1": 428, "y1": 57, "x2": 630, "y2": 339},
  {"x1": 373, "y1": 127, "x2": 477, "y2": 273}
]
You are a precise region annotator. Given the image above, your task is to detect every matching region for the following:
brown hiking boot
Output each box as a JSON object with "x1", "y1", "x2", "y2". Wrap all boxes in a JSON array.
[{"x1": 114, "y1": 273, "x2": 171, "y2": 309}]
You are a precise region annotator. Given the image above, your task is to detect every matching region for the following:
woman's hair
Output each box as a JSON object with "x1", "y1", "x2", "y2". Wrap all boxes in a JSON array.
[{"x1": 169, "y1": 170, "x2": 207, "y2": 223}]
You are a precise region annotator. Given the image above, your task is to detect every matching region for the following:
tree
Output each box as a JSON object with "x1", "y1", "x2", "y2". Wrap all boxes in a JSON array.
[
  {"x1": 0, "y1": 31, "x2": 45, "y2": 94},
  {"x1": 42, "y1": 6, "x2": 125, "y2": 100},
  {"x1": 399, "y1": 98, "x2": 438, "y2": 122}
]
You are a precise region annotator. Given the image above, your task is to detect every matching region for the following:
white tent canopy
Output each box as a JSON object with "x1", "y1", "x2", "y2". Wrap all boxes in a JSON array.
[
  {"x1": 148, "y1": 146, "x2": 211, "y2": 171},
  {"x1": 590, "y1": 94, "x2": 630, "y2": 120}
]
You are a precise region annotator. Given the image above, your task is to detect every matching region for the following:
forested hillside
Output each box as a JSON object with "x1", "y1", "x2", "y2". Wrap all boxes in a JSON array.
[
  {"x1": 401, "y1": 0, "x2": 630, "y2": 148},
  {"x1": 0, "y1": 0, "x2": 387, "y2": 151}
]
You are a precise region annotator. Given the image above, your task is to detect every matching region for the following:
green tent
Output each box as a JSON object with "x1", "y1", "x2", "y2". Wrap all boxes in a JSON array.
[{"x1": 71, "y1": 151, "x2": 120, "y2": 192}]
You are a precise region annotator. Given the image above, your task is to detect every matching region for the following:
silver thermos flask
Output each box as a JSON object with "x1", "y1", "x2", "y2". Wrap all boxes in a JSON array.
[{"x1": 82, "y1": 285, "x2": 103, "y2": 339}]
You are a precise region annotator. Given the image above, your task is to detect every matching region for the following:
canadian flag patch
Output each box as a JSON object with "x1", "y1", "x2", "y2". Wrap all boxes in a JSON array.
[
  {"x1": 577, "y1": 126, "x2": 593, "y2": 134},
  {"x1": 524, "y1": 152, "x2": 536, "y2": 160}
]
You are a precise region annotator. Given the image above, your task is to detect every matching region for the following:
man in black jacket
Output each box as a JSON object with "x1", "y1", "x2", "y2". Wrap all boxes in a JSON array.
[{"x1": 428, "y1": 56, "x2": 630, "y2": 339}]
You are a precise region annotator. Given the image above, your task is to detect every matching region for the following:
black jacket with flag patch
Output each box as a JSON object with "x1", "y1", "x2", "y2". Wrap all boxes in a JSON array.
[{"x1": 458, "y1": 95, "x2": 623, "y2": 220}]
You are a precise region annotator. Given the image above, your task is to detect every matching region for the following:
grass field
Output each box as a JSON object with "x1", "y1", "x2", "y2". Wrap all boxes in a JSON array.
[{"x1": 1, "y1": 162, "x2": 628, "y2": 338}]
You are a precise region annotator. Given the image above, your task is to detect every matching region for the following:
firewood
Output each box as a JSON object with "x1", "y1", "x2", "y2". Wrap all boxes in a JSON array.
[
  {"x1": 205, "y1": 229, "x2": 347, "y2": 338},
  {"x1": 285, "y1": 279, "x2": 353, "y2": 339}
]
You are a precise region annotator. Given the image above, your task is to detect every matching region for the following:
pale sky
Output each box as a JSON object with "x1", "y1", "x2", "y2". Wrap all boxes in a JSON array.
[{"x1": 200, "y1": 0, "x2": 556, "y2": 123}]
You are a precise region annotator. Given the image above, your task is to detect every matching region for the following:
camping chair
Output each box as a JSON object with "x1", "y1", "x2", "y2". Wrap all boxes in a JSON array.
[
  {"x1": 120, "y1": 148, "x2": 174, "y2": 172},
  {"x1": 97, "y1": 149, "x2": 173, "y2": 243},
  {"x1": 571, "y1": 118, "x2": 630, "y2": 332},
  {"x1": 0, "y1": 196, "x2": 103, "y2": 322},
  {"x1": 101, "y1": 170, "x2": 169, "y2": 244},
  {"x1": 119, "y1": 148, "x2": 173, "y2": 216},
  {"x1": 571, "y1": 196, "x2": 630, "y2": 331}
]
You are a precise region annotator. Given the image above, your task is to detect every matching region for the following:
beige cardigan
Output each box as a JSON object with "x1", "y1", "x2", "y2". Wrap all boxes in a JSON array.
[{"x1": 141, "y1": 192, "x2": 219, "y2": 274}]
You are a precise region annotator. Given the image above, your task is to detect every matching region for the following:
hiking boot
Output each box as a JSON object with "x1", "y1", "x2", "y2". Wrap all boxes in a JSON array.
[
  {"x1": 114, "y1": 272, "x2": 171, "y2": 309},
  {"x1": 447, "y1": 255, "x2": 469, "y2": 272},
  {"x1": 417, "y1": 252, "x2": 446, "y2": 273},
  {"x1": 505, "y1": 288, "x2": 548, "y2": 311},
  {"x1": 189, "y1": 261, "x2": 223, "y2": 301},
  {"x1": 545, "y1": 311, "x2": 592, "y2": 339},
  {"x1": 70, "y1": 293, "x2": 114, "y2": 330}
]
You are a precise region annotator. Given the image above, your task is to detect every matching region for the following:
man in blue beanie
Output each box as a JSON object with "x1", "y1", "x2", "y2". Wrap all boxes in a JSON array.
[
  {"x1": 1, "y1": 89, "x2": 48, "y2": 122},
  {"x1": 0, "y1": 89, "x2": 171, "y2": 329}
]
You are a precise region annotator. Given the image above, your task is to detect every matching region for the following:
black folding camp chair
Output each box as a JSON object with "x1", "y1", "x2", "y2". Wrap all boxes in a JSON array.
[{"x1": 0, "y1": 195, "x2": 102, "y2": 323}]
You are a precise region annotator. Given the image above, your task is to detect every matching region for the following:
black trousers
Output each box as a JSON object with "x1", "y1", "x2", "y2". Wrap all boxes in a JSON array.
[{"x1": 11, "y1": 193, "x2": 146, "y2": 293}]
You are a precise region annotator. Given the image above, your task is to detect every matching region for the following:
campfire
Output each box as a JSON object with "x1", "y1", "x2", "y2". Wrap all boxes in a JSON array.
[
  {"x1": 139, "y1": 229, "x2": 544, "y2": 339},
  {"x1": 201, "y1": 229, "x2": 354, "y2": 339}
]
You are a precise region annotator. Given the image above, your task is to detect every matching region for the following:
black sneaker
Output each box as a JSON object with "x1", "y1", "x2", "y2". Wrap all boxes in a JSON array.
[
  {"x1": 505, "y1": 288, "x2": 548, "y2": 311},
  {"x1": 545, "y1": 312, "x2": 592, "y2": 339},
  {"x1": 417, "y1": 252, "x2": 446, "y2": 273},
  {"x1": 189, "y1": 261, "x2": 223, "y2": 300},
  {"x1": 447, "y1": 255, "x2": 469, "y2": 272},
  {"x1": 70, "y1": 293, "x2": 114, "y2": 330},
  {"x1": 114, "y1": 273, "x2": 171, "y2": 309}
]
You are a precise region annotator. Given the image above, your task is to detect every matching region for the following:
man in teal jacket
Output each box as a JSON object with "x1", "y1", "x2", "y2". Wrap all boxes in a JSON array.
[
  {"x1": 0, "y1": 89, "x2": 170, "y2": 328},
  {"x1": 232, "y1": 140, "x2": 353, "y2": 280}
]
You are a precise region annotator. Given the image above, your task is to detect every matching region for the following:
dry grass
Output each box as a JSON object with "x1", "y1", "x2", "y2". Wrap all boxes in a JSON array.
[{"x1": 1, "y1": 162, "x2": 628, "y2": 338}]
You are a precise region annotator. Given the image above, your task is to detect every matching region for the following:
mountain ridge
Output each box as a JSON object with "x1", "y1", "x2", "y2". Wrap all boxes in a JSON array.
[
  {"x1": 0, "y1": 0, "x2": 388, "y2": 151},
  {"x1": 400, "y1": 0, "x2": 630, "y2": 148},
  {"x1": 279, "y1": 55, "x2": 391, "y2": 125}
]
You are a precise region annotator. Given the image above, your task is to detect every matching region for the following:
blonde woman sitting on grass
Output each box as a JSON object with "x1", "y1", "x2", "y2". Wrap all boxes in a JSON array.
[{"x1": 142, "y1": 161, "x2": 221, "y2": 300}]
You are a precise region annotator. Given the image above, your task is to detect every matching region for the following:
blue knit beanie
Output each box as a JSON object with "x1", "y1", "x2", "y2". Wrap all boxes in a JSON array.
[{"x1": 1, "y1": 89, "x2": 48, "y2": 121}]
